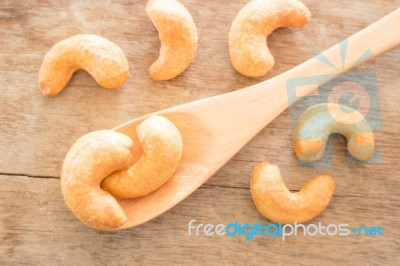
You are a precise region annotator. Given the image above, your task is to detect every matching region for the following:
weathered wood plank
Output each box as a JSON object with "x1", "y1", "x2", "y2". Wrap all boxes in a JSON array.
[
  {"x1": 1, "y1": 0, "x2": 400, "y2": 178},
  {"x1": 0, "y1": 175, "x2": 399, "y2": 265}
]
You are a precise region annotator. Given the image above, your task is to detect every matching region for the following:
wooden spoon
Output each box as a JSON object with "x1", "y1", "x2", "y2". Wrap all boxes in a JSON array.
[{"x1": 113, "y1": 9, "x2": 400, "y2": 229}]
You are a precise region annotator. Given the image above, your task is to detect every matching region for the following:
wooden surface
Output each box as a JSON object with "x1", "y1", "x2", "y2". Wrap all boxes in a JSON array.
[{"x1": 1, "y1": 0, "x2": 400, "y2": 265}]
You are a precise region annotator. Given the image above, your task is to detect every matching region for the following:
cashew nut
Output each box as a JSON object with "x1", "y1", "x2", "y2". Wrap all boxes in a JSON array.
[
  {"x1": 251, "y1": 162, "x2": 335, "y2": 224},
  {"x1": 146, "y1": 0, "x2": 198, "y2": 80},
  {"x1": 293, "y1": 103, "x2": 375, "y2": 163},
  {"x1": 101, "y1": 115, "x2": 183, "y2": 198},
  {"x1": 39, "y1": 34, "x2": 129, "y2": 97},
  {"x1": 61, "y1": 115, "x2": 183, "y2": 229},
  {"x1": 61, "y1": 130, "x2": 134, "y2": 230},
  {"x1": 229, "y1": 0, "x2": 311, "y2": 77}
]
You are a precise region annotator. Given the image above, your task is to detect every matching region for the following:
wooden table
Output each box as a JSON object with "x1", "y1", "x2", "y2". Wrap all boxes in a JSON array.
[{"x1": 1, "y1": 0, "x2": 399, "y2": 264}]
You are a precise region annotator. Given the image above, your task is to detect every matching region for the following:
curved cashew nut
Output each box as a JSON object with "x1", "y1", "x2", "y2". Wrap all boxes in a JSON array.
[
  {"x1": 39, "y1": 34, "x2": 129, "y2": 97},
  {"x1": 61, "y1": 130, "x2": 134, "y2": 230},
  {"x1": 229, "y1": 0, "x2": 311, "y2": 77},
  {"x1": 294, "y1": 103, "x2": 375, "y2": 163},
  {"x1": 251, "y1": 162, "x2": 335, "y2": 224},
  {"x1": 101, "y1": 115, "x2": 183, "y2": 198},
  {"x1": 146, "y1": 0, "x2": 198, "y2": 80}
]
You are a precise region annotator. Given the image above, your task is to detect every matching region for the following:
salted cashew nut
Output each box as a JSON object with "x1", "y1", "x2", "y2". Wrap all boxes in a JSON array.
[
  {"x1": 229, "y1": 0, "x2": 311, "y2": 77},
  {"x1": 250, "y1": 162, "x2": 335, "y2": 224},
  {"x1": 293, "y1": 103, "x2": 375, "y2": 163},
  {"x1": 146, "y1": 0, "x2": 198, "y2": 80},
  {"x1": 39, "y1": 34, "x2": 129, "y2": 97},
  {"x1": 61, "y1": 130, "x2": 134, "y2": 230},
  {"x1": 61, "y1": 115, "x2": 183, "y2": 229},
  {"x1": 101, "y1": 115, "x2": 183, "y2": 198}
]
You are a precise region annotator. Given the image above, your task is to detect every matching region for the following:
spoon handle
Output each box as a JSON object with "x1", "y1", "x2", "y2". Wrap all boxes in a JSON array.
[
  {"x1": 219, "y1": 8, "x2": 400, "y2": 146},
  {"x1": 235, "y1": 8, "x2": 400, "y2": 131},
  {"x1": 259, "y1": 8, "x2": 400, "y2": 99}
]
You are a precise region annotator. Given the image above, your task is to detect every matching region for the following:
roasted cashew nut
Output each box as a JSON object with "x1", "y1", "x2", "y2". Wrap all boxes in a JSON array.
[
  {"x1": 146, "y1": 0, "x2": 198, "y2": 80},
  {"x1": 61, "y1": 115, "x2": 183, "y2": 229},
  {"x1": 101, "y1": 115, "x2": 183, "y2": 198},
  {"x1": 61, "y1": 130, "x2": 134, "y2": 230},
  {"x1": 229, "y1": 0, "x2": 311, "y2": 77},
  {"x1": 39, "y1": 34, "x2": 129, "y2": 97},
  {"x1": 293, "y1": 103, "x2": 375, "y2": 163},
  {"x1": 251, "y1": 162, "x2": 335, "y2": 224}
]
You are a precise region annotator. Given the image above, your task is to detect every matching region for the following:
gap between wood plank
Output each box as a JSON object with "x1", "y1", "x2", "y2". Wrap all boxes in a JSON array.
[
  {"x1": 0, "y1": 172, "x2": 59, "y2": 179},
  {"x1": 0, "y1": 174, "x2": 381, "y2": 199}
]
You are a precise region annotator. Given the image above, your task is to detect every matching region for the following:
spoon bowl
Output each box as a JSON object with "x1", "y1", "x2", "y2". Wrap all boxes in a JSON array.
[{"x1": 111, "y1": 9, "x2": 400, "y2": 229}]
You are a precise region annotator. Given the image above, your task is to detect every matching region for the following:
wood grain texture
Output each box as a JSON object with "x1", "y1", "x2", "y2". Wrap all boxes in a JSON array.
[
  {"x1": 1, "y1": 175, "x2": 399, "y2": 265},
  {"x1": 0, "y1": 0, "x2": 399, "y2": 265}
]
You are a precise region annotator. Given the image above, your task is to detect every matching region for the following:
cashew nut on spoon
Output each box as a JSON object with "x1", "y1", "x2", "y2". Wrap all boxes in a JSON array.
[
  {"x1": 146, "y1": 0, "x2": 198, "y2": 80},
  {"x1": 251, "y1": 162, "x2": 335, "y2": 224},
  {"x1": 101, "y1": 115, "x2": 183, "y2": 198},
  {"x1": 229, "y1": 0, "x2": 310, "y2": 77},
  {"x1": 39, "y1": 34, "x2": 129, "y2": 97},
  {"x1": 293, "y1": 103, "x2": 375, "y2": 163},
  {"x1": 61, "y1": 115, "x2": 183, "y2": 230},
  {"x1": 61, "y1": 130, "x2": 134, "y2": 230}
]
